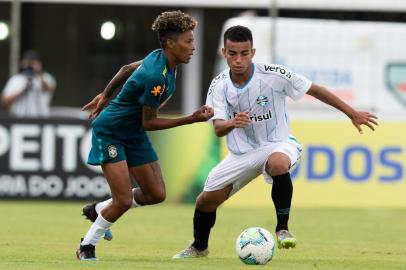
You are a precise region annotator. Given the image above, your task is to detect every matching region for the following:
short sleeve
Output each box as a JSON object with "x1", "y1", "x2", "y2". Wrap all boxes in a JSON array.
[
  {"x1": 282, "y1": 66, "x2": 312, "y2": 101},
  {"x1": 139, "y1": 74, "x2": 165, "y2": 109},
  {"x1": 206, "y1": 74, "x2": 228, "y2": 120},
  {"x1": 2, "y1": 75, "x2": 27, "y2": 96},
  {"x1": 43, "y1": 72, "x2": 56, "y2": 91}
]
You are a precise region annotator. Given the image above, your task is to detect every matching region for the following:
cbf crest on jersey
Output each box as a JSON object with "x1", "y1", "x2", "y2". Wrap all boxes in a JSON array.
[
  {"x1": 256, "y1": 95, "x2": 269, "y2": 106},
  {"x1": 108, "y1": 145, "x2": 118, "y2": 158}
]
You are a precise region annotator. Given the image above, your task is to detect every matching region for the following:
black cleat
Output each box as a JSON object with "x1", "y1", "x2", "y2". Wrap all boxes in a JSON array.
[
  {"x1": 82, "y1": 202, "x2": 98, "y2": 222},
  {"x1": 76, "y1": 238, "x2": 97, "y2": 261},
  {"x1": 82, "y1": 202, "x2": 113, "y2": 241}
]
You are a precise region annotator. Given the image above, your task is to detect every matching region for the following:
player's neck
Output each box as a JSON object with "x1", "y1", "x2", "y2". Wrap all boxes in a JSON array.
[
  {"x1": 163, "y1": 50, "x2": 178, "y2": 72},
  {"x1": 230, "y1": 64, "x2": 253, "y2": 88}
]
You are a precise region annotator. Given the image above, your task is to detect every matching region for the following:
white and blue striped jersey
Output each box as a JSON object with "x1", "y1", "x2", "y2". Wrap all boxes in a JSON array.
[{"x1": 206, "y1": 63, "x2": 312, "y2": 155}]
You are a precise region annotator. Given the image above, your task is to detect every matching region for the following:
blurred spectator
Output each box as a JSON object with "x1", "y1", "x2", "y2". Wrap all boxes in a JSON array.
[{"x1": 1, "y1": 50, "x2": 56, "y2": 117}]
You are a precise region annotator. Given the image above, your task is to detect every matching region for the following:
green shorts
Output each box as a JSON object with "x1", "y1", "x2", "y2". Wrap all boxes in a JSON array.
[{"x1": 87, "y1": 130, "x2": 158, "y2": 167}]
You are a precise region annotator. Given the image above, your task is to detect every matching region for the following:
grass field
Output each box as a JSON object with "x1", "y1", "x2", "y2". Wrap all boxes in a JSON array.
[{"x1": 0, "y1": 202, "x2": 405, "y2": 270}]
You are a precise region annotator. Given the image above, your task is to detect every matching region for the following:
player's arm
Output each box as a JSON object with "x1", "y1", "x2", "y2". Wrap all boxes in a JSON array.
[
  {"x1": 307, "y1": 83, "x2": 378, "y2": 133},
  {"x1": 142, "y1": 105, "x2": 213, "y2": 131},
  {"x1": 82, "y1": 60, "x2": 143, "y2": 119},
  {"x1": 212, "y1": 112, "x2": 251, "y2": 137}
]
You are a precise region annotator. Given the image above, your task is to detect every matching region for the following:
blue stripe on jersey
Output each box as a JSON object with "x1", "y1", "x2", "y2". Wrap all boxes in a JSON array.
[
  {"x1": 226, "y1": 84, "x2": 242, "y2": 154},
  {"x1": 229, "y1": 130, "x2": 242, "y2": 154},
  {"x1": 270, "y1": 86, "x2": 278, "y2": 139},
  {"x1": 283, "y1": 99, "x2": 289, "y2": 131},
  {"x1": 224, "y1": 83, "x2": 233, "y2": 108},
  {"x1": 223, "y1": 80, "x2": 228, "y2": 118},
  {"x1": 246, "y1": 87, "x2": 259, "y2": 147},
  {"x1": 260, "y1": 80, "x2": 270, "y2": 141},
  {"x1": 237, "y1": 88, "x2": 257, "y2": 149}
]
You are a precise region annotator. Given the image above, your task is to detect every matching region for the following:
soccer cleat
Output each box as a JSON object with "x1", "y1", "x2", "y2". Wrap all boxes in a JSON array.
[
  {"x1": 172, "y1": 245, "x2": 209, "y2": 259},
  {"x1": 276, "y1": 229, "x2": 296, "y2": 249},
  {"x1": 82, "y1": 202, "x2": 113, "y2": 241},
  {"x1": 76, "y1": 238, "x2": 97, "y2": 261}
]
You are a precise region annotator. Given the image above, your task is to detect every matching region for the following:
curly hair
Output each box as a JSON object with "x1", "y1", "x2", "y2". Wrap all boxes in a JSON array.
[{"x1": 152, "y1": 10, "x2": 197, "y2": 48}]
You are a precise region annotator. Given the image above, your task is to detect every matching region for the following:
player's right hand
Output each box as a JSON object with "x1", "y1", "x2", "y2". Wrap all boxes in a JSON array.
[
  {"x1": 191, "y1": 105, "x2": 214, "y2": 122},
  {"x1": 233, "y1": 111, "x2": 251, "y2": 128},
  {"x1": 81, "y1": 93, "x2": 108, "y2": 120}
]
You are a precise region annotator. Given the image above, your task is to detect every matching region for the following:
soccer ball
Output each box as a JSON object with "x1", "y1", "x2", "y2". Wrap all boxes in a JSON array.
[{"x1": 235, "y1": 227, "x2": 275, "y2": 265}]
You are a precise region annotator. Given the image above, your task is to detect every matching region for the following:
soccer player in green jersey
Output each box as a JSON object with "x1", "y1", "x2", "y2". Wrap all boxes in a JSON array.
[{"x1": 76, "y1": 10, "x2": 213, "y2": 260}]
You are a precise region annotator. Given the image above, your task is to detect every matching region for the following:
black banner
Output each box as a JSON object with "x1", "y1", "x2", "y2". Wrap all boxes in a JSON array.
[{"x1": 0, "y1": 117, "x2": 111, "y2": 200}]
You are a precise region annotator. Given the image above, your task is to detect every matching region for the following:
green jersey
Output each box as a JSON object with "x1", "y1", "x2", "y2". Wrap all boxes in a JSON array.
[{"x1": 92, "y1": 48, "x2": 176, "y2": 140}]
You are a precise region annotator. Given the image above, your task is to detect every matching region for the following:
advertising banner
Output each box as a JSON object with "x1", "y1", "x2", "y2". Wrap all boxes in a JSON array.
[
  {"x1": 226, "y1": 121, "x2": 406, "y2": 208},
  {"x1": 0, "y1": 118, "x2": 110, "y2": 200},
  {"x1": 1, "y1": 118, "x2": 404, "y2": 207}
]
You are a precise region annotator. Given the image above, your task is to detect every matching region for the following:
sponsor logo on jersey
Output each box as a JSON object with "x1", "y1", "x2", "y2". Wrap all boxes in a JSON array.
[
  {"x1": 108, "y1": 145, "x2": 118, "y2": 158},
  {"x1": 151, "y1": 84, "x2": 165, "y2": 97},
  {"x1": 256, "y1": 95, "x2": 269, "y2": 106},
  {"x1": 230, "y1": 110, "x2": 272, "y2": 123},
  {"x1": 264, "y1": 65, "x2": 292, "y2": 79}
]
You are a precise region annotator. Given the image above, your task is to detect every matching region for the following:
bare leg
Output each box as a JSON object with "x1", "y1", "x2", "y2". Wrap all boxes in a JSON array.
[
  {"x1": 129, "y1": 161, "x2": 166, "y2": 206},
  {"x1": 100, "y1": 160, "x2": 133, "y2": 223}
]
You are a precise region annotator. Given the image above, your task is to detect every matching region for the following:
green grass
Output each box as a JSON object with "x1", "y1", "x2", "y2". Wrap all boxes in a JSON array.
[{"x1": 0, "y1": 202, "x2": 405, "y2": 270}]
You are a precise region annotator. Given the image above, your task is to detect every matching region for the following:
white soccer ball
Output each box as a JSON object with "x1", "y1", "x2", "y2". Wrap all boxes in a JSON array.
[{"x1": 235, "y1": 227, "x2": 275, "y2": 265}]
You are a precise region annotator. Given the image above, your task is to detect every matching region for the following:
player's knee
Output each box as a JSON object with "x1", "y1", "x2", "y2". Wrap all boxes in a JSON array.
[
  {"x1": 149, "y1": 189, "x2": 166, "y2": 204},
  {"x1": 154, "y1": 190, "x2": 166, "y2": 203},
  {"x1": 196, "y1": 193, "x2": 218, "y2": 212},
  {"x1": 113, "y1": 197, "x2": 133, "y2": 212},
  {"x1": 268, "y1": 161, "x2": 290, "y2": 176}
]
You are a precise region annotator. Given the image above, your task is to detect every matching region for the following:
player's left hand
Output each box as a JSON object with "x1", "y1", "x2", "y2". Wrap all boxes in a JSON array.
[
  {"x1": 191, "y1": 105, "x2": 214, "y2": 122},
  {"x1": 351, "y1": 111, "x2": 378, "y2": 134},
  {"x1": 82, "y1": 93, "x2": 109, "y2": 120}
]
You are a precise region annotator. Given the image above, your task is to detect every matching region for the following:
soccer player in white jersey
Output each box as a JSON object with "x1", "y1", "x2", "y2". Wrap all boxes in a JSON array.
[{"x1": 173, "y1": 25, "x2": 378, "y2": 258}]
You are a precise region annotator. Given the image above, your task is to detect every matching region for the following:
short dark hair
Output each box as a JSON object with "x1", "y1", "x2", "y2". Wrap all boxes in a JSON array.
[
  {"x1": 151, "y1": 10, "x2": 197, "y2": 49},
  {"x1": 22, "y1": 50, "x2": 41, "y2": 61},
  {"x1": 223, "y1": 25, "x2": 253, "y2": 46}
]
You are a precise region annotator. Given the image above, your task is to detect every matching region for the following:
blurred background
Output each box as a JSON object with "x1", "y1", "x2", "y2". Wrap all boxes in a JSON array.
[{"x1": 0, "y1": 0, "x2": 405, "y2": 207}]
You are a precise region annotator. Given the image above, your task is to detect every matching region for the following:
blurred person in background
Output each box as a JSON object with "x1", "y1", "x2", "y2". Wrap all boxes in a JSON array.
[{"x1": 1, "y1": 50, "x2": 56, "y2": 117}]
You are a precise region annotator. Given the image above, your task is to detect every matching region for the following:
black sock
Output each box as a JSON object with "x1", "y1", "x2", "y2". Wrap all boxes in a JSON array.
[
  {"x1": 192, "y1": 208, "x2": 216, "y2": 251},
  {"x1": 271, "y1": 172, "x2": 293, "y2": 232}
]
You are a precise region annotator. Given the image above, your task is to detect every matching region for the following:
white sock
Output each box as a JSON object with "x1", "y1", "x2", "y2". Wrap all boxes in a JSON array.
[
  {"x1": 95, "y1": 199, "x2": 112, "y2": 214},
  {"x1": 131, "y1": 188, "x2": 141, "y2": 208},
  {"x1": 81, "y1": 214, "x2": 113, "y2": 246}
]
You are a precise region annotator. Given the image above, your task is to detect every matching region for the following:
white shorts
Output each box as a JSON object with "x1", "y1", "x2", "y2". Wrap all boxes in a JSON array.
[{"x1": 203, "y1": 139, "x2": 302, "y2": 196}]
